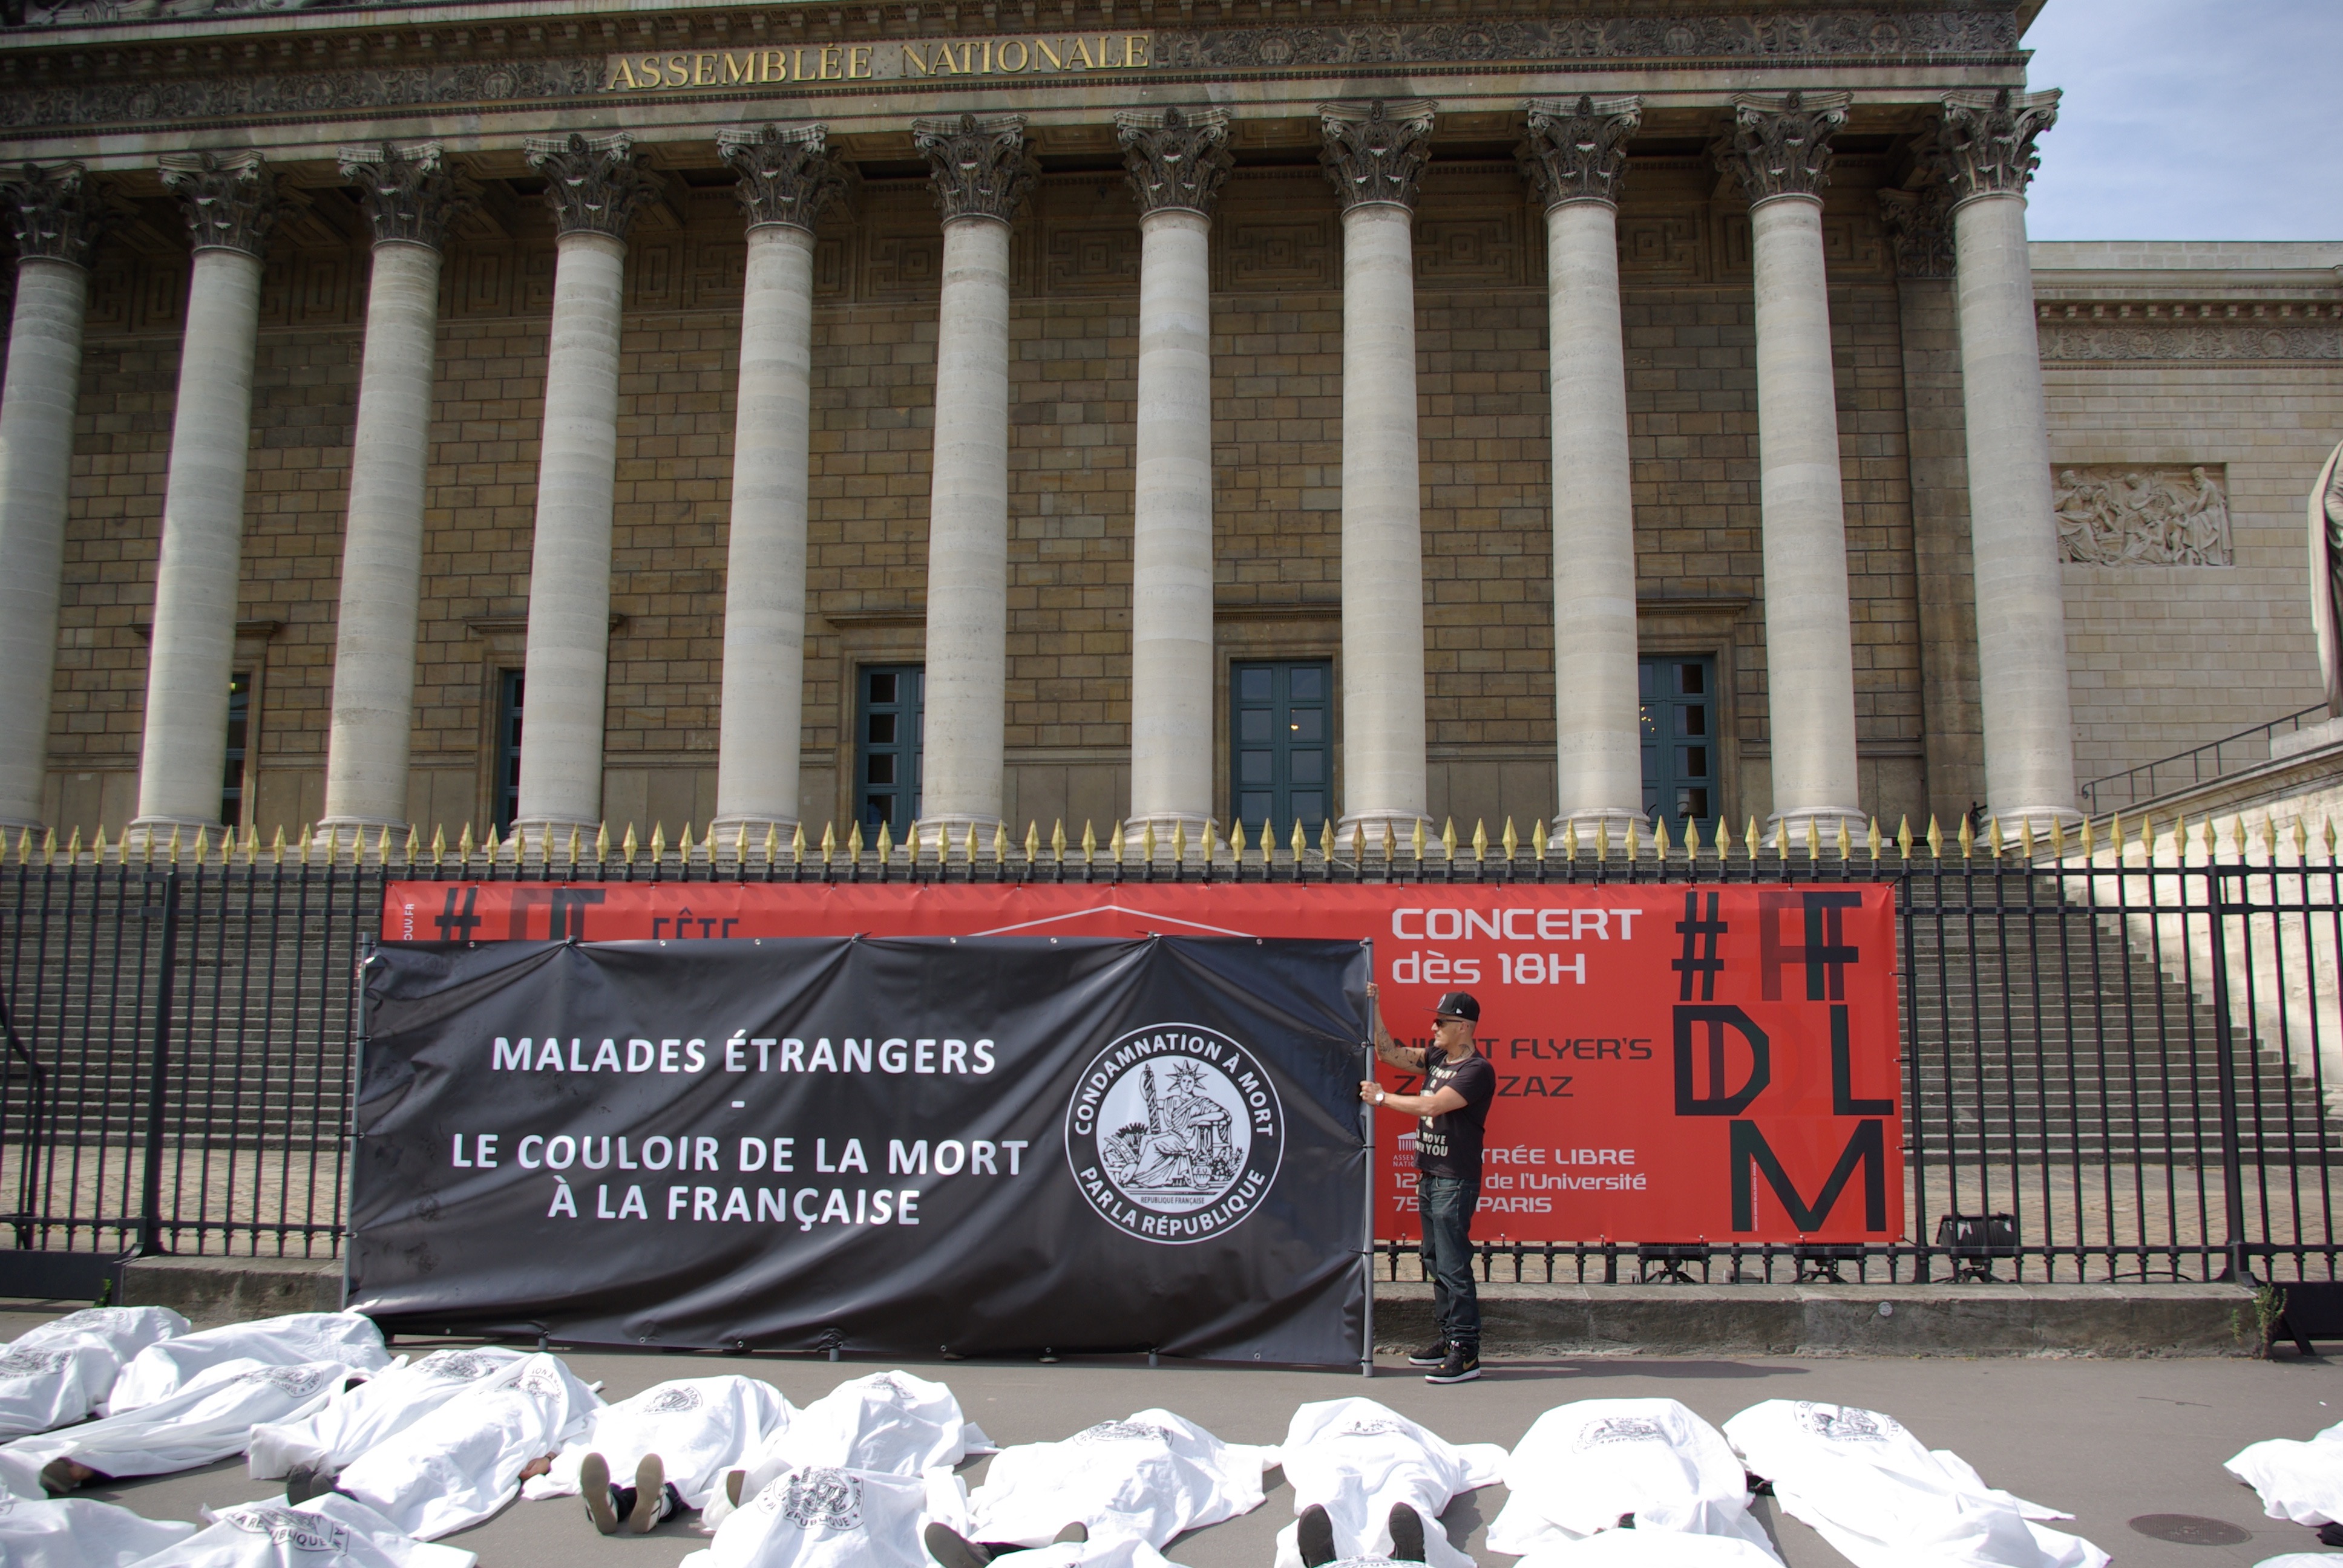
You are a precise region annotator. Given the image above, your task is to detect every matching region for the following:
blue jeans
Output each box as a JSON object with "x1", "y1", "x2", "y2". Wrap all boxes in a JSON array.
[{"x1": 1418, "y1": 1172, "x2": 1481, "y2": 1350}]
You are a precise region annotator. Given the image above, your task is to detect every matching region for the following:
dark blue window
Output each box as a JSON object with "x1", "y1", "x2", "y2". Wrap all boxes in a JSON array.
[
  {"x1": 494, "y1": 669, "x2": 523, "y2": 832},
  {"x1": 1640, "y1": 656, "x2": 1716, "y2": 833},
  {"x1": 857, "y1": 665, "x2": 923, "y2": 837},
  {"x1": 1231, "y1": 659, "x2": 1332, "y2": 840},
  {"x1": 220, "y1": 671, "x2": 251, "y2": 831}
]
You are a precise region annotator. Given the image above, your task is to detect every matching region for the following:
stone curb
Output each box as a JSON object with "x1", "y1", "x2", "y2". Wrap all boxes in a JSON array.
[
  {"x1": 83, "y1": 1261, "x2": 2259, "y2": 1355},
  {"x1": 1373, "y1": 1281, "x2": 2260, "y2": 1357}
]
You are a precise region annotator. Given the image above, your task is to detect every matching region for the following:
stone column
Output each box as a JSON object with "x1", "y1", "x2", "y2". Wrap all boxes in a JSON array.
[
  {"x1": 1714, "y1": 93, "x2": 1865, "y2": 838},
  {"x1": 510, "y1": 134, "x2": 659, "y2": 851},
  {"x1": 709, "y1": 124, "x2": 850, "y2": 847},
  {"x1": 314, "y1": 144, "x2": 462, "y2": 853},
  {"x1": 0, "y1": 165, "x2": 109, "y2": 832},
  {"x1": 1521, "y1": 95, "x2": 1643, "y2": 840},
  {"x1": 911, "y1": 114, "x2": 1035, "y2": 849},
  {"x1": 1938, "y1": 88, "x2": 2080, "y2": 831},
  {"x1": 128, "y1": 152, "x2": 278, "y2": 843},
  {"x1": 1879, "y1": 183, "x2": 1987, "y2": 824},
  {"x1": 1322, "y1": 99, "x2": 1437, "y2": 848},
  {"x1": 1119, "y1": 108, "x2": 1232, "y2": 851}
]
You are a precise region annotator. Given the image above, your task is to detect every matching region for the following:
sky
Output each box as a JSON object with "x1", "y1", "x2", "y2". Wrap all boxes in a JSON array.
[{"x1": 2019, "y1": 0, "x2": 2343, "y2": 241}]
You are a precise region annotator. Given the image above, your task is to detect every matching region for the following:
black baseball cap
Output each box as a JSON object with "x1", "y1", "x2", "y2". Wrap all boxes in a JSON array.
[{"x1": 1430, "y1": 991, "x2": 1480, "y2": 1022}]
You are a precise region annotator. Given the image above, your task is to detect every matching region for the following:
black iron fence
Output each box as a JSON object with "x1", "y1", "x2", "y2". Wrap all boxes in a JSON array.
[{"x1": 1, "y1": 817, "x2": 2338, "y2": 1293}]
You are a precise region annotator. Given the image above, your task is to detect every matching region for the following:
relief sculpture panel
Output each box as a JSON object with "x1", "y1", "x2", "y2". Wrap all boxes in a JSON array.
[{"x1": 2054, "y1": 463, "x2": 2233, "y2": 567}]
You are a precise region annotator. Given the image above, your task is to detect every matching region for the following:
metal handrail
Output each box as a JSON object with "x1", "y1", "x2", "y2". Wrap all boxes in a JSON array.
[{"x1": 2077, "y1": 702, "x2": 2328, "y2": 815}]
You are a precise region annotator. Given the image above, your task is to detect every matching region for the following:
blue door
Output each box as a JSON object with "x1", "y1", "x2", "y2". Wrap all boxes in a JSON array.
[
  {"x1": 1640, "y1": 655, "x2": 1716, "y2": 834},
  {"x1": 1231, "y1": 660, "x2": 1332, "y2": 840},
  {"x1": 857, "y1": 665, "x2": 923, "y2": 837}
]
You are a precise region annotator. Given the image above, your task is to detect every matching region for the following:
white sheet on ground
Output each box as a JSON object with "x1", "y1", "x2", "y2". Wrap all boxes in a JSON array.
[
  {"x1": 0, "y1": 1359, "x2": 353, "y2": 1483},
  {"x1": 2253, "y1": 1557, "x2": 2341, "y2": 1567},
  {"x1": 522, "y1": 1373, "x2": 791, "y2": 1512},
  {"x1": 107, "y1": 1313, "x2": 387, "y2": 1416},
  {"x1": 2226, "y1": 1420, "x2": 2343, "y2": 1526},
  {"x1": 980, "y1": 1543, "x2": 1176, "y2": 1568},
  {"x1": 248, "y1": 1348, "x2": 530, "y2": 1481},
  {"x1": 1272, "y1": 1397, "x2": 1506, "y2": 1568},
  {"x1": 703, "y1": 1370, "x2": 988, "y2": 1531},
  {"x1": 333, "y1": 1351, "x2": 601, "y2": 1541},
  {"x1": 119, "y1": 1491, "x2": 475, "y2": 1568},
  {"x1": 1722, "y1": 1400, "x2": 2108, "y2": 1568},
  {"x1": 964, "y1": 1408, "x2": 1272, "y2": 1551},
  {"x1": 0, "y1": 1489, "x2": 196, "y2": 1566},
  {"x1": 1513, "y1": 1532, "x2": 1788, "y2": 1567},
  {"x1": 1487, "y1": 1398, "x2": 1777, "y2": 1559},
  {"x1": 680, "y1": 1463, "x2": 960, "y2": 1568},
  {"x1": 0, "y1": 1306, "x2": 189, "y2": 1439}
]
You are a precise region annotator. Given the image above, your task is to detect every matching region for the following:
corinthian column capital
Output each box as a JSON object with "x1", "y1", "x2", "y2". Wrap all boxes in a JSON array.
[
  {"x1": 523, "y1": 132, "x2": 660, "y2": 240},
  {"x1": 337, "y1": 143, "x2": 467, "y2": 250},
  {"x1": 1934, "y1": 87, "x2": 2060, "y2": 203},
  {"x1": 913, "y1": 113, "x2": 1037, "y2": 224},
  {"x1": 1878, "y1": 185, "x2": 1957, "y2": 278},
  {"x1": 1712, "y1": 90, "x2": 1850, "y2": 205},
  {"x1": 2, "y1": 161, "x2": 113, "y2": 267},
  {"x1": 157, "y1": 150, "x2": 278, "y2": 258},
  {"x1": 1518, "y1": 94, "x2": 1641, "y2": 210},
  {"x1": 1319, "y1": 99, "x2": 1437, "y2": 211},
  {"x1": 718, "y1": 123, "x2": 853, "y2": 233},
  {"x1": 1116, "y1": 106, "x2": 1233, "y2": 217}
]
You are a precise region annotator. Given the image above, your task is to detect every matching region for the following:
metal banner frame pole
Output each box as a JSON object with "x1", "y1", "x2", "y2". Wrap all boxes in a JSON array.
[{"x1": 1360, "y1": 936, "x2": 1375, "y2": 1377}]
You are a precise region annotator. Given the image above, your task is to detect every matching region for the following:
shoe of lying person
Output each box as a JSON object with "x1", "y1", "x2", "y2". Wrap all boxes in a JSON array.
[
  {"x1": 580, "y1": 1452, "x2": 618, "y2": 1536},
  {"x1": 1387, "y1": 1500, "x2": 1426, "y2": 1560},
  {"x1": 1298, "y1": 1501, "x2": 1339, "y2": 1567},
  {"x1": 1404, "y1": 1340, "x2": 1449, "y2": 1368},
  {"x1": 2324, "y1": 1521, "x2": 2343, "y2": 1548},
  {"x1": 1423, "y1": 1345, "x2": 1481, "y2": 1384},
  {"x1": 923, "y1": 1521, "x2": 997, "y2": 1568},
  {"x1": 1054, "y1": 1521, "x2": 1089, "y2": 1544},
  {"x1": 284, "y1": 1463, "x2": 336, "y2": 1506},
  {"x1": 628, "y1": 1454, "x2": 668, "y2": 1535}
]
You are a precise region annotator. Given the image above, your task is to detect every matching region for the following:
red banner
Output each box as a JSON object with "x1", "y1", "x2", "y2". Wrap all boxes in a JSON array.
[{"x1": 381, "y1": 880, "x2": 1903, "y2": 1245}]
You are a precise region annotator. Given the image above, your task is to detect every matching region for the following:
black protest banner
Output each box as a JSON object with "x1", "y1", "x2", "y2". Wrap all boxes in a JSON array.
[{"x1": 350, "y1": 936, "x2": 1370, "y2": 1365}]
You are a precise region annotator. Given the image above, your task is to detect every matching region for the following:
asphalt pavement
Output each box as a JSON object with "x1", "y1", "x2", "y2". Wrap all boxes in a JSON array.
[{"x1": 5, "y1": 1303, "x2": 2338, "y2": 1567}]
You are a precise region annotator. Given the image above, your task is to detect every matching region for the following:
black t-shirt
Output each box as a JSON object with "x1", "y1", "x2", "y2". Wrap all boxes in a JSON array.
[{"x1": 1413, "y1": 1048, "x2": 1496, "y2": 1180}]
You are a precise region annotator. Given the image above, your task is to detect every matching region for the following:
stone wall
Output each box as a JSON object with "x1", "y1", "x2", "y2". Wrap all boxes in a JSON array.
[{"x1": 51, "y1": 158, "x2": 2296, "y2": 847}]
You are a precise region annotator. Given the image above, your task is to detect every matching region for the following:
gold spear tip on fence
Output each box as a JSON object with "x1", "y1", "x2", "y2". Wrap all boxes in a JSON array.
[
  {"x1": 1350, "y1": 822, "x2": 1365, "y2": 861},
  {"x1": 1502, "y1": 817, "x2": 1519, "y2": 858},
  {"x1": 1288, "y1": 818, "x2": 1306, "y2": 860},
  {"x1": 1835, "y1": 818, "x2": 1851, "y2": 860},
  {"x1": 992, "y1": 822, "x2": 1009, "y2": 860},
  {"x1": 646, "y1": 822, "x2": 664, "y2": 860},
  {"x1": 1169, "y1": 820, "x2": 1185, "y2": 862},
  {"x1": 730, "y1": 824, "x2": 746, "y2": 864},
  {"x1": 816, "y1": 822, "x2": 833, "y2": 860},
  {"x1": 1228, "y1": 817, "x2": 1247, "y2": 856},
  {"x1": 404, "y1": 826, "x2": 420, "y2": 864},
  {"x1": 2109, "y1": 810, "x2": 2125, "y2": 855},
  {"x1": 875, "y1": 819, "x2": 893, "y2": 860},
  {"x1": 1895, "y1": 815, "x2": 1913, "y2": 859},
  {"x1": 1435, "y1": 818, "x2": 1452, "y2": 859},
  {"x1": 761, "y1": 823, "x2": 778, "y2": 862},
  {"x1": 1804, "y1": 816, "x2": 1821, "y2": 860},
  {"x1": 1139, "y1": 820, "x2": 1156, "y2": 861},
  {"x1": 163, "y1": 824, "x2": 180, "y2": 862},
  {"x1": 1381, "y1": 822, "x2": 1396, "y2": 860},
  {"x1": 1532, "y1": 817, "x2": 1549, "y2": 859},
  {"x1": 2200, "y1": 816, "x2": 2218, "y2": 860},
  {"x1": 92, "y1": 825, "x2": 109, "y2": 863},
  {"x1": 2019, "y1": 818, "x2": 2034, "y2": 861},
  {"x1": 194, "y1": 826, "x2": 211, "y2": 866},
  {"x1": 1052, "y1": 818, "x2": 1068, "y2": 859},
  {"x1": 1562, "y1": 819, "x2": 1579, "y2": 860},
  {"x1": 1955, "y1": 814, "x2": 1972, "y2": 859},
  {"x1": 65, "y1": 826, "x2": 82, "y2": 861},
  {"x1": 2078, "y1": 815, "x2": 2094, "y2": 857},
  {"x1": 2293, "y1": 815, "x2": 2309, "y2": 859},
  {"x1": 1081, "y1": 820, "x2": 1096, "y2": 861},
  {"x1": 2050, "y1": 815, "x2": 2067, "y2": 858},
  {"x1": 1104, "y1": 820, "x2": 1121, "y2": 861},
  {"x1": 1654, "y1": 816, "x2": 1671, "y2": 858},
  {"x1": 617, "y1": 822, "x2": 634, "y2": 859},
  {"x1": 1684, "y1": 816, "x2": 1702, "y2": 857},
  {"x1": 1025, "y1": 821, "x2": 1040, "y2": 860},
  {"x1": 1411, "y1": 818, "x2": 1427, "y2": 861},
  {"x1": 2325, "y1": 815, "x2": 2338, "y2": 858},
  {"x1": 1317, "y1": 818, "x2": 1333, "y2": 860},
  {"x1": 1470, "y1": 819, "x2": 1488, "y2": 861},
  {"x1": 788, "y1": 822, "x2": 804, "y2": 863},
  {"x1": 840, "y1": 819, "x2": 859, "y2": 858}
]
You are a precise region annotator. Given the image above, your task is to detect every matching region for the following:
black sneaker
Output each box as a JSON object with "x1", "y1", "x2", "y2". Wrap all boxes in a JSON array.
[
  {"x1": 285, "y1": 1465, "x2": 333, "y2": 1506},
  {"x1": 1388, "y1": 1500, "x2": 1427, "y2": 1560},
  {"x1": 1404, "y1": 1339, "x2": 1449, "y2": 1367},
  {"x1": 2322, "y1": 1521, "x2": 2343, "y2": 1548},
  {"x1": 1424, "y1": 1344, "x2": 1481, "y2": 1383},
  {"x1": 1297, "y1": 1502, "x2": 1337, "y2": 1568},
  {"x1": 923, "y1": 1522, "x2": 995, "y2": 1568}
]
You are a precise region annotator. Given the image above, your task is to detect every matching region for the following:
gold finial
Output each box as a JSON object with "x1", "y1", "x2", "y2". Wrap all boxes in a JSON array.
[
  {"x1": 1352, "y1": 823, "x2": 1366, "y2": 862},
  {"x1": 1532, "y1": 818, "x2": 1548, "y2": 860},
  {"x1": 818, "y1": 821, "x2": 834, "y2": 863},
  {"x1": 1868, "y1": 817, "x2": 1883, "y2": 861},
  {"x1": 2292, "y1": 815, "x2": 2308, "y2": 860},
  {"x1": 648, "y1": 822, "x2": 664, "y2": 860},
  {"x1": 1320, "y1": 818, "x2": 1334, "y2": 860},
  {"x1": 66, "y1": 827, "x2": 82, "y2": 861},
  {"x1": 1623, "y1": 817, "x2": 1640, "y2": 860},
  {"x1": 1291, "y1": 818, "x2": 1307, "y2": 861},
  {"x1": 2050, "y1": 815, "x2": 2066, "y2": 860},
  {"x1": 1653, "y1": 817, "x2": 1671, "y2": 859},
  {"x1": 621, "y1": 822, "x2": 638, "y2": 861},
  {"x1": 1502, "y1": 817, "x2": 1518, "y2": 858},
  {"x1": 1230, "y1": 818, "x2": 1248, "y2": 857},
  {"x1": 790, "y1": 823, "x2": 805, "y2": 865},
  {"x1": 1924, "y1": 815, "x2": 1941, "y2": 859},
  {"x1": 1838, "y1": 818, "x2": 1853, "y2": 861},
  {"x1": 1985, "y1": 817, "x2": 2002, "y2": 859},
  {"x1": 194, "y1": 826, "x2": 211, "y2": 866},
  {"x1": 2202, "y1": 816, "x2": 2220, "y2": 861},
  {"x1": 1170, "y1": 821, "x2": 1186, "y2": 862},
  {"x1": 992, "y1": 822, "x2": 1009, "y2": 861},
  {"x1": 1381, "y1": 823, "x2": 1396, "y2": 861},
  {"x1": 1411, "y1": 819, "x2": 1426, "y2": 861},
  {"x1": 876, "y1": 820, "x2": 893, "y2": 860},
  {"x1": 1685, "y1": 817, "x2": 1702, "y2": 858},
  {"x1": 486, "y1": 823, "x2": 504, "y2": 862},
  {"x1": 1956, "y1": 814, "x2": 1973, "y2": 860},
  {"x1": 425, "y1": 823, "x2": 441, "y2": 866},
  {"x1": 1141, "y1": 821, "x2": 1157, "y2": 862},
  {"x1": 139, "y1": 826, "x2": 155, "y2": 867},
  {"x1": 2109, "y1": 811, "x2": 2126, "y2": 857},
  {"x1": 1109, "y1": 822, "x2": 1124, "y2": 864},
  {"x1": 1440, "y1": 817, "x2": 1458, "y2": 859},
  {"x1": 2079, "y1": 815, "x2": 2095, "y2": 857},
  {"x1": 764, "y1": 823, "x2": 779, "y2": 863},
  {"x1": 1026, "y1": 821, "x2": 1040, "y2": 861},
  {"x1": 1052, "y1": 818, "x2": 1067, "y2": 862},
  {"x1": 1562, "y1": 820, "x2": 1579, "y2": 861},
  {"x1": 732, "y1": 824, "x2": 747, "y2": 864},
  {"x1": 1472, "y1": 819, "x2": 1488, "y2": 861},
  {"x1": 166, "y1": 824, "x2": 182, "y2": 863},
  {"x1": 1742, "y1": 817, "x2": 1757, "y2": 860},
  {"x1": 1082, "y1": 820, "x2": 1097, "y2": 863},
  {"x1": 1806, "y1": 816, "x2": 1821, "y2": 860},
  {"x1": 93, "y1": 825, "x2": 110, "y2": 863},
  {"x1": 682, "y1": 822, "x2": 698, "y2": 861},
  {"x1": 295, "y1": 826, "x2": 311, "y2": 867},
  {"x1": 2324, "y1": 815, "x2": 2337, "y2": 859},
  {"x1": 850, "y1": 820, "x2": 867, "y2": 859},
  {"x1": 2019, "y1": 817, "x2": 2035, "y2": 861},
  {"x1": 402, "y1": 826, "x2": 418, "y2": 865}
]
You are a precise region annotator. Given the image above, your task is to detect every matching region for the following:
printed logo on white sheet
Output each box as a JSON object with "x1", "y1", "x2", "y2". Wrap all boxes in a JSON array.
[
  {"x1": 1795, "y1": 1403, "x2": 1893, "y2": 1443},
  {"x1": 1073, "y1": 1419, "x2": 1178, "y2": 1447},
  {"x1": 1065, "y1": 1023, "x2": 1284, "y2": 1246},
  {"x1": 239, "y1": 1365, "x2": 335, "y2": 1397},
  {"x1": 766, "y1": 1468, "x2": 863, "y2": 1531},
  {"x1": 417, "y1": 1350, "x2": 501, "y2": 1380},
  {"x1": 218, "y1": 1504, "x2": 351, "y2": 1552},
  {"x1": 0, "y1": 1347, "x2": 70, "y2": 1377},
  {"x1": 646, "y1": 1383, "x2": 705, "y2": 1414},
  {"x1": 1574, "y1": 1416, "x2": 1668, "y2": 1449}
]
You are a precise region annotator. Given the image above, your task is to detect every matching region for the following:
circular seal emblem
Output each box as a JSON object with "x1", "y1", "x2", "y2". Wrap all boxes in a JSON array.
[{"x1": 1064, "y1": 1023, "x2": 1283, "y2": 1245}]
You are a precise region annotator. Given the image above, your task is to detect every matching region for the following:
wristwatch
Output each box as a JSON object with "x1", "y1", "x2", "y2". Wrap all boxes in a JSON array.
[{"x1": 1374, "y1": 1089, "x2": 1387, "y2": 1105}]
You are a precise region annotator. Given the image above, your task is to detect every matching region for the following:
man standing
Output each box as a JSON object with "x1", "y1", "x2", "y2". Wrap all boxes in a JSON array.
[{"x1": 1361, "y1": 982, "x2": 1496, "y2": 1384}]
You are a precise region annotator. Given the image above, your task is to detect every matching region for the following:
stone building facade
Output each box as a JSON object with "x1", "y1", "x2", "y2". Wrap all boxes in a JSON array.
[{"x1": 0, "y1": 0, "x2": 2333, "y2": 852}]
